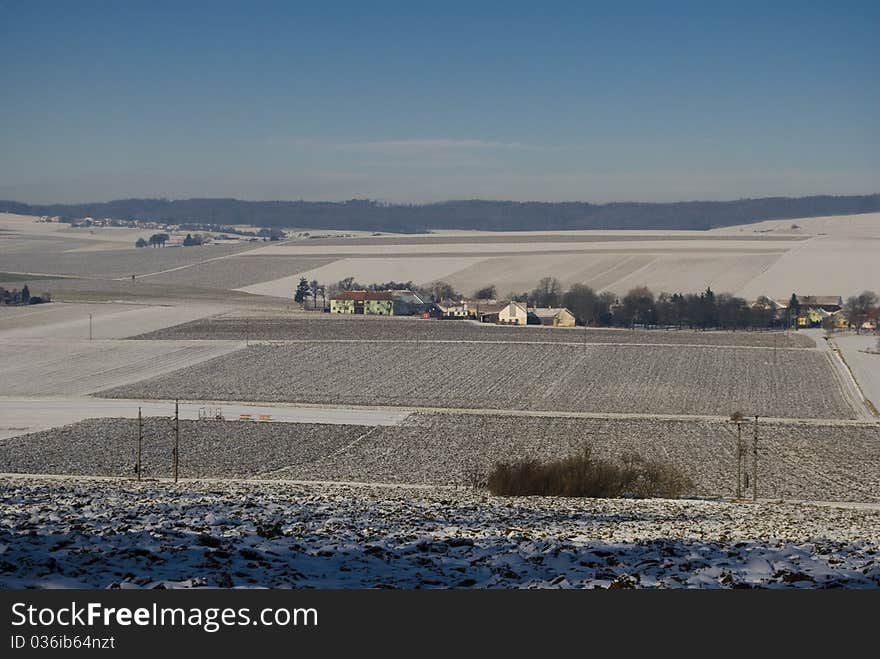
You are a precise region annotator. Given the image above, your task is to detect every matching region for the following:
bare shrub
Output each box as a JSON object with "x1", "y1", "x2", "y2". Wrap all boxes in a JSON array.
[
  {"x1": 462, "y1": 462, "x2": 488, "y2": 490},
  {"x1": 487, "y1": 444, "x2": 693, "y2": 499}
]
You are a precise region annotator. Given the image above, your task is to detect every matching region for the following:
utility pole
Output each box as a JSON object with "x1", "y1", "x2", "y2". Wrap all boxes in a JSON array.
[
  {"x1": 736, "y1": 421, "x2": 743, "y2": 499},
  {"x1": 730, "y1": 411, "x2": 744, "y2": 499},
  {"x1": 89, "y1": 314, "x2": 93, "y2": 341},
  {"x1": 752, "y1": 415, "x2": 759, "y2": 501},
  {"x1": 246, "y1": 318, "x2": 249, "y2": 347},
  {"x1": 136, "y1": 406, "x2": 143, "y2": 482},
  {"x1": 173, "y1": 399, "x2": 179, "y2": 483}
]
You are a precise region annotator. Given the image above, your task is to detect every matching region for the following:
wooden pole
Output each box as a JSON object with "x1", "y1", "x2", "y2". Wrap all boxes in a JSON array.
[
  {"x1": 137, "y1": 407, "x2": 142, "y2": 482},
  {"x1": 736, "y1": 422, "x2": 742, "y2": 499},
  {"x1": 173, "y1": 399, "x2": 179, "y2": 483},
  {"x1": 89, "y1": 314, "x2": 93, "y2": 341},
  {"x1": 752, "y1": 415, "x2": 759, "y2": 501}
]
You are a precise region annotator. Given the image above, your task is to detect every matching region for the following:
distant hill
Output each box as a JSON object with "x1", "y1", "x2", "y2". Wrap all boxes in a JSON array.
[{"x1": 2, "y1": 194, "x2": 878, "y2": 233}]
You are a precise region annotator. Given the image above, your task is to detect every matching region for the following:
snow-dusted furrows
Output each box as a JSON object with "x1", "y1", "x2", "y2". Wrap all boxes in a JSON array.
[
  {"x1": 1, "y1": 478, "x2": 877, "y2": 589},
  {"x1": 100, "y1": 341, "x2": 856, "y2": 419},
  {"x1": 0, "y1": 339, "x2": 244, "y2": 396},
  {"x1": 3, "y1": 414, "x2": 878, "y2": 502},
  {"x1": 136, "y1": 317, "x2": 817, "y2": 349}
]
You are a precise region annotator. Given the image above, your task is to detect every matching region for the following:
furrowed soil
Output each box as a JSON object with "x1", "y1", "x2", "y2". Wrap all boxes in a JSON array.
[
  {"x1": 3, "y1": 413, "x2": 877, "y2": 502},
  {"x1": 100, "y1": 340, "x2": 855, "y2": 419}
]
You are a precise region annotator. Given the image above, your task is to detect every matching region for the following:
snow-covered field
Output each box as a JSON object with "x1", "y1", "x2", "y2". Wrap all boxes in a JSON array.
[
  {"x1": 0, "y1": 302, "x2": 225, "y2": 339},
  {"x1": 0, "y1": 339, "x2": 244, "y2": 396},
  {"x1": 236, "y1": 256, "x2": 483, "y2": 297},
  {"x1": 226, "y1": 212, "x2": 879, "y2": 300},
  {"x1": 831, "y1": 333, "x2": 880, "y2": 413},
  {"x1": 4, "y1": 413, "x2": 877, "y2": 502},
  {"x1": 5, "y1": 212, "x2": 878, "y2": 300},
  {"x1": 1, "y1": 477, "x2": 877, "y2": 589},
  {"x1": 136, "y1": 315, "x2": 817, "y2": 348},
  {"x1": 101, "y1": 341, "x2": 859, "y2": 419}
]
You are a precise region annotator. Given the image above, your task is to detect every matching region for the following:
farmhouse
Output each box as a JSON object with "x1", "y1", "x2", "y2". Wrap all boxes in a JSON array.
[
  {"x1": 436, "y1": 299, "x2": 470, "y2": 319},
  {"x1": 528, "y1": 307, "x2": 576, "y2": 327},
  {"x1": 330, "y1": 291, "x2": 395, "y2": 315},
  {"x1": 329, "y1": 290, "x2": 425, "y2": 316},
  {"x1": 830, "y1": 311, "x2": 850, "y2": 330},
  {"x1": 797, "y1": 307, "x2": 827, "y2": 328},
  {"x1": 497, "y1": 301, "x2": 528, "y2": 325},
  {"x1": 793, "y1": 295, "x2": 843, "y2": 313}
]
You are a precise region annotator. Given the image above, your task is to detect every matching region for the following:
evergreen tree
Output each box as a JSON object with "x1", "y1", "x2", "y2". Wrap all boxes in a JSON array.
[
  {"x1": 294, "y1": 277, "x2": 311, "y2": 304},
  {"x1": 788, "y1": 293, "x2": 800, "y2": 328}
]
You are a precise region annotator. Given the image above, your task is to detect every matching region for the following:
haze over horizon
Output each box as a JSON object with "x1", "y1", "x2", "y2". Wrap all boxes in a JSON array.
[{"x1": 2, "y1": 1, "x2": 878, "y2": 204}]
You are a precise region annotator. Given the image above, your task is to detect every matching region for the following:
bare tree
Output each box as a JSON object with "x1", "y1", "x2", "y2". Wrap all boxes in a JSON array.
[
  {"x1": 309, "y1": 279, "x2": 319, "y2": 310},
  {"x1": 844, "y1": 290, "x2": 878, "y2": 333}
]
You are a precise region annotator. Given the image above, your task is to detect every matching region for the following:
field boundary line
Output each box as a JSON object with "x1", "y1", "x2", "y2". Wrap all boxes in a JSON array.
[
  {"x1": 252, "y1": 426, "x2": 383, "y2": 479},
  {"x1": 199, "y1": 338, "x2": 816, "y2": 352},
  {"x1": 90, "y1": 397, "x2": 877, "y2": 427},
  {"x1": 109, "y1": 244, "x2": 268, "y2": 281}
]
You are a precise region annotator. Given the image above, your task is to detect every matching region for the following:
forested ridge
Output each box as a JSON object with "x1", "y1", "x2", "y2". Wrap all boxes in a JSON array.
[{"x1": 2, "y1": 194, "x2": 878, "y2": 233}]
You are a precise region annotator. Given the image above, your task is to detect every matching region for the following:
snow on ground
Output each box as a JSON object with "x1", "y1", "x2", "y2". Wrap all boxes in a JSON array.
[
  {"x1": 100, "y1": 341, "x2": 859, "y2": 419},
  {"x1": 0, "y1": 399, "x2": 409, "y2": 441},
  {"x1": 0, "y1": 477, "x2": 877, "y2": 589},
  {"x1": 0, "y1": 302, "x2": 226, "y2": 339},
  {"x1": 236, "y1": 256, "x2": 481, "y2": 297},
  {"x1": 5, "y1": 413, "x2": 877, "y2": 502},
  {"x1": 831, "y1": 333, "x2": 880, "y2": 414},
  {"x1": 0, "y1": 339, "x2": 244, "y2": 396}
]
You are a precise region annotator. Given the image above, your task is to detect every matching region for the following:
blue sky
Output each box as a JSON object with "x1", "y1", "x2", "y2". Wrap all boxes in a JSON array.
[{"x1": 1, "y1": 1, "x2": 878, "y2": 203}]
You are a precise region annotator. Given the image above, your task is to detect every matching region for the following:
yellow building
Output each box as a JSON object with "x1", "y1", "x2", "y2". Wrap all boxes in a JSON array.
[
  {"x1": 498, "y1": 301, "x2": 528, "y2": 325},
  {"x1": 529, "y1": 307, "x2": 577, "y2": 327},
  {"x1": 330, "y1": 291, "x2": 395, "y2": 315}
]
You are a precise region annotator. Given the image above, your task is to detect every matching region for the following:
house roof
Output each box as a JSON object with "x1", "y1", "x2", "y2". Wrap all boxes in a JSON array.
[
  {"x1": 530, "y1": 307, "x2": 574, "y2": 318},
  {"x1": 499, "y1": 301, "x2": 527, "y2": 314},
  {"x1": 474, "y1": 302, "x2": 507, "y2": 314},
  {"x1": 793, "y1": 295, "x2": 843, "y2": 307},
  {"x1": 332, "y1": 291, "x2": 395, "y2": 301}
]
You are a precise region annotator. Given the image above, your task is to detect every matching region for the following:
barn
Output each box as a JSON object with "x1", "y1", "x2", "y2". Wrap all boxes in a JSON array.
[{"x1": 528, "y1": 307, "x2": 577, "y2": 327}]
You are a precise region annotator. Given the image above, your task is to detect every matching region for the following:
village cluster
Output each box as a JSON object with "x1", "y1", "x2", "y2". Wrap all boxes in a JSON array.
[
  {"x1": 329, "y1": 289, "x2": 576, "y2": 326},
  {"x1": 325, "y1": 288, "x2": 877, "y2": 332}
]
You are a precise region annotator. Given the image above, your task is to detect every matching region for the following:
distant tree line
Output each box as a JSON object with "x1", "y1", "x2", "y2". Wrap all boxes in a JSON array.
[
  {"x1": 497, "y1": 278, "x2": 780, "y2": 329},
  {"x1": 4, "y1": 194, "x2": 879, "y2": 233},
  {"x1": 0, "y1": 284, "x2": 50, "y2": 305},
  {"x1": 326, "y1": 277, "x2": 461, "y2": 303}
]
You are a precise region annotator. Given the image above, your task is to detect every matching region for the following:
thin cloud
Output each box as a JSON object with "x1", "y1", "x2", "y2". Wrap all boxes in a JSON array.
[
  {"x1": 275, "y1": 137, "x2": 526, "y2": 152},
  {"x1": 337, "y1": 139, "x2": 525, "y2": 151}
]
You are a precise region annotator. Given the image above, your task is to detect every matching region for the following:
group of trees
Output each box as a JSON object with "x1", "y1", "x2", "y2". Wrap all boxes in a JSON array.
[
  {"x1": 0, "y1": 284, "x2": 50, "y2": 306},
  {"x1": 842, "y1": 291, "x2": 879, "y2": 331},
  {"x1": 294, "y1": 277, "x2": 326, "y2": 309},
  {"x1": 325, "y1": 277, "x2": 462, "y2": 303},
  {"x1": 135, "y1": 233, "x2": 171, "y2": 248},
  {"x1": 609, "y1": 287, "x2": 780, "y2": 329},
  {"x1": 134, "y1": 232, "x2": 206, "y2": 248},
  {"x1": 182, "y1": 233, "x2": 205, "y2": 246},
  {"x1": 478, "y1": 277, "x2": 786, "y2": 329}
]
